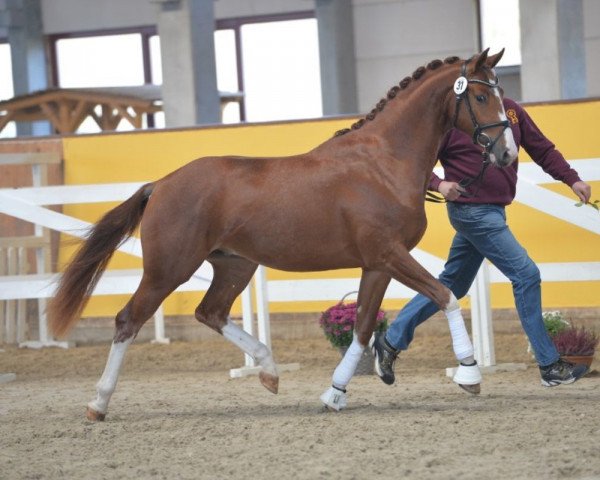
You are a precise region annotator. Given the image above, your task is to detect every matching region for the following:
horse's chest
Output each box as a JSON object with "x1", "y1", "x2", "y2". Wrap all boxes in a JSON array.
[{"x1": 389, "y1": 210, "x2": 427, "y2": 249}]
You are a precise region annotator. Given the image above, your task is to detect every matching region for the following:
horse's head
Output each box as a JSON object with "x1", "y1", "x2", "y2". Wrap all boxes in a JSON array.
[{"x1": 450, "y1": 49, "x2": 518, "y2": 167}]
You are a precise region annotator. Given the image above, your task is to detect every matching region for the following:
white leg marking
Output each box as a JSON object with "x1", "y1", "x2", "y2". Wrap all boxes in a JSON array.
[
  {"x1": 222, "y1": 320, "x2": 277, "y2": 377},
  {"x1": 88, "y1": 338, "x2": 133, "y2": 415}
]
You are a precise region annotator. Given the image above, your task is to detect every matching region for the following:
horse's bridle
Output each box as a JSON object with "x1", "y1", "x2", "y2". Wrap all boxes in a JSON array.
[
  {"x1": 426, "y1": 59, "x2": 510, "y2": 203},
  {"x1": 451, "y1": 59, "x2": 510, "y2": 197},
  {"x1": 451, "y1": 58, "x2": 509, "y2": 152}
]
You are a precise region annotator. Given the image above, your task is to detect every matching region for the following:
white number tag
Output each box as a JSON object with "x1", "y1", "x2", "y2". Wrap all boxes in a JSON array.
[{"x1": 453, "y1": 76, "x2": 468, "y2": 95}]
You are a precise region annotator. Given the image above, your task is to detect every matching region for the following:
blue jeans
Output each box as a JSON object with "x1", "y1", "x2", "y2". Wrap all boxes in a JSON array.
[{"x1": 385, "y1": 202, "x2": 559, "y2": 367}]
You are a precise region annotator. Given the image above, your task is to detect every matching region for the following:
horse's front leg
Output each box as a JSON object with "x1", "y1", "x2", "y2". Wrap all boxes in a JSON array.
[
  {"x1": 320, "y1": 270, "x2": 391, "y2": 411},
  {"x1": 384, "y1": 246, "x2": 482, "y2": 393}
]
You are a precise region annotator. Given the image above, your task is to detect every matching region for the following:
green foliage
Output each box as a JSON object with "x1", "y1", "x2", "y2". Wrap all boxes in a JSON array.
[
  {"x1": 542, "y1": 310, "x2": 570, "y2": 336},
  {"x1": 574, "y1": 199, "x2": 600, "y2": 213}
]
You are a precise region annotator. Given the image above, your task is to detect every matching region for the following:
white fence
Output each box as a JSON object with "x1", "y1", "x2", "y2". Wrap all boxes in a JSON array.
[{"x1": 1, "y1": 158, "x2": 599, "y2": 369}]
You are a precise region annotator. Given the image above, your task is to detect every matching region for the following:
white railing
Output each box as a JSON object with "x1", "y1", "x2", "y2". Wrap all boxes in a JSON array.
[
  {"x1": 1, "y1": 159, "x2": 598, "y2": 370},
  {"x1": 0, "y1": 181, "x2": 445, "y2": 356},
  {"x1": 0, "y1": 182, "x2": 212, "y2": 347}
]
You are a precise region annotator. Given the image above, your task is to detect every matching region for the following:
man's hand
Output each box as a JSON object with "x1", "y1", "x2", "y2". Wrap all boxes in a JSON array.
[
  {"x1": 438, "y1": 181, "x2": 467, "y2": 201},
  {"x1": 572, "y1": 180, "x2": 591, "y2": 203}
]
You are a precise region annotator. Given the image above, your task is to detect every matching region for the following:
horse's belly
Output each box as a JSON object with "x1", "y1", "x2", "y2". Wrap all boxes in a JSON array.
[
  {"x1": 227, "y1": 239, "x2": 361, "y2": 272},
  {"x1": 262, "y1": 255, "x2": 359, "y2": 272}
]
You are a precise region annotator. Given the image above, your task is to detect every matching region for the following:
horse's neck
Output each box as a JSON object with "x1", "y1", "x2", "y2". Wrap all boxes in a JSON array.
[{"x1": 364, "y1": 71, "x2": 455, "y2": 171}]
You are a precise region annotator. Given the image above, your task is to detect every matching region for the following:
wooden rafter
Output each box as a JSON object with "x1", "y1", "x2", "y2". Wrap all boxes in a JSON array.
[
  {"x1": 68, "y1": 100, "x2": 93, "y2": 132},
  {"x1": 0, "y1": 111, "x2": 15, "y2": 132},
  {"x1": 38, "y1": 102, "x2": 62, "y2": 132},
  {"x1": 0, "y1": 88, "x2": 161, "y2": 134},
  {"x1": 114, "y1": 104, "x2": 141, "y2": 129}
]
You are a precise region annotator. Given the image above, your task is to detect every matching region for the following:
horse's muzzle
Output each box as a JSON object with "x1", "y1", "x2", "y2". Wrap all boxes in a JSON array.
[
  {"x1": 490, "y1": 130, "x2": 518, "y2": 167},
  {"x1": 491, "y1": 148, "x2": 517, "y2": 167}
]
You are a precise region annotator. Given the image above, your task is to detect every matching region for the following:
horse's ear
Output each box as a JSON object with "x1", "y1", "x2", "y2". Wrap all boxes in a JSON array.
[
  {"x1": 474, "y1": 48, "x2": 490, "y2": 71},
  {"x1": 486, "y1": 48, "x2": 505, "y2": 69}
]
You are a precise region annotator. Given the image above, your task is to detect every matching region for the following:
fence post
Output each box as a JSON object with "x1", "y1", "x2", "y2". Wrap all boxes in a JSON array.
[
  {"x1": 255, "y1": 265, "x2": 271, "y2": 350},
  {"x1": 470, "y1": 262, "x2": 495, "y2": 367},
  {"x1": 241, "y1": 284, "x2": 255, "y2": 367},
  {"x1": 32, "y1": 160, "x2": 51, "y2": 345},
  {"x1": 151, "y1": 306, "x2": 170, "y2": 344}
]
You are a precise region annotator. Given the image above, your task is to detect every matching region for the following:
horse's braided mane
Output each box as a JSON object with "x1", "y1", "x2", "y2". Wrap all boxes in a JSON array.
[{"x1": 334, "y1": 56, "x2": 461, "y2": 137}]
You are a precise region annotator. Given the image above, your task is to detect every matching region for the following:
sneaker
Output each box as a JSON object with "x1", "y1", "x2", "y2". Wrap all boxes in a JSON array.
[
  {"x1": 540, "y1": 358, "x2": 589, "y2": 387},
  {"x1": 370, "y1": 332, "x2": 400, "y2": 385}
]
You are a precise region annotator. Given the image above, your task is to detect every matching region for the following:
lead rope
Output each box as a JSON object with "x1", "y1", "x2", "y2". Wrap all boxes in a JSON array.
[
  {"x1": 456, "y1": 150, "x2": 491, "y2": 198},
  {"x1": 425, "y1": 151, "x2": 491, "y2": 203},
  {"x1": 425, "y1": 190, "x2": 446, "y2": 203}
]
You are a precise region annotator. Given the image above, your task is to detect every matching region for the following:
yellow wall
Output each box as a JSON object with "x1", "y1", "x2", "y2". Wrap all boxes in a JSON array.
[{"x1": 61, "y1": 101, "x2": 600, "y2": 318}]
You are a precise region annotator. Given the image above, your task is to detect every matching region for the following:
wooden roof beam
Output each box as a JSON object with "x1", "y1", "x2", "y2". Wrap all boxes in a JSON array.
[
  {"x1": 38, "y1": 102, "x2": 63, "y2": 133},
  {"x1": 0, "y1": 112, "x2": 16, "y2": 133},
  {"x1": 114, "y1": 105, "x2": 142, "y2": 129}
]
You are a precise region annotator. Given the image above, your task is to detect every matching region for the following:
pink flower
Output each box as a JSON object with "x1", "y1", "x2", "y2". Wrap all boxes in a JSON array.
[{"x1": 319, "y1": 300, "x2": 388, "y2": 348}]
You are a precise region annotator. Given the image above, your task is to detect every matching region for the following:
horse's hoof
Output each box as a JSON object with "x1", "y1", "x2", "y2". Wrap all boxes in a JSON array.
[
  {"x1": 86, "y1": 406, "x2": 106, "y2": 421},
  {"x1": 319, "y1": 386, "x2": 347, "y2": 411},
  {"x1": 322, "y1": 405, "x2": 341, "y2": 413},
  {"x1": 459, "y1": 383, "x2": 481, "y2": 395},
  {"x1": 259, "y1": 371, "x2": 279, "y2": 394},
  {"x1": 453, "y1": 363, "x2": 482, "y2": 385}
]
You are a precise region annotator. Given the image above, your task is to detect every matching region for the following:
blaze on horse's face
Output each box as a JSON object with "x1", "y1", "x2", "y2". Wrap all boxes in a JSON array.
[{"x1": 453, "y1": 49, "x2": 518, "y2": 168}]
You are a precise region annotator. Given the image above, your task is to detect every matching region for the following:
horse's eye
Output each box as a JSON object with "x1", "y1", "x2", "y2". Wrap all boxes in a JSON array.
[{"x1": 475, "y1": 94, "x2": 487, "y2": 103}]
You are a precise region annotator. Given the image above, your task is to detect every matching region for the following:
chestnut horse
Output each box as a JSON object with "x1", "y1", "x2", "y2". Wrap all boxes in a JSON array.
[{"x1": 48, "y1": 49, "x2": 517, "y2": 420}]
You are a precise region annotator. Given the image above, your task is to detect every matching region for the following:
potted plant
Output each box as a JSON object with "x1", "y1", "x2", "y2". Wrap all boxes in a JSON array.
[
  {"x1": 541, "y1": 311, "x2": 598, "y2": 369},
  {"x1": 542, "y1": 310, "x2": 570, "y2": 336},
  {"x1": 552, "y1": 325, "x2": 598, "y2": 368},
  {"x1": 319, "y1": 292, "x2": 388, "y2": 375},
  {"x1": 527, "y1": 311, "x2": 569, "y2": 358}
]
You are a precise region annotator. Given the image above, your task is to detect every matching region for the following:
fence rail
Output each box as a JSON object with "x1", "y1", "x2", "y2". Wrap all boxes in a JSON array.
[{"x1": 1, "y1": 158, "x2": 599, "y2": 369}]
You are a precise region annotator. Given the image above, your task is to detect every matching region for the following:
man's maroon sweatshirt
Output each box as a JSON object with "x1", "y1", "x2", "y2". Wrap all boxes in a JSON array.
[{"x1": 429, "y1": 98, "x2": 581, "y2": 205}]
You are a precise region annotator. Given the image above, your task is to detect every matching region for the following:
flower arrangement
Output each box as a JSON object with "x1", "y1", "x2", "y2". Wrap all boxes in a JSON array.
[
  {"x1": 541, "y1": 310, "x2": 598, "y2": 357},
  {"x1": 552, "y1": 326, "x2": 599, "y2": 357},
  {"x1": 319, "y1": 295, "x2": 388, "y2": 348}
]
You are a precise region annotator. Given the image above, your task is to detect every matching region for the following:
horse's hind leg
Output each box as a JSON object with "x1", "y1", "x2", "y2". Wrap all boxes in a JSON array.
[
  {"x1": 87, "y1": 338, "x2": 132, "y2": 421},
  {"x1": 195, "y1": 253, "x2": 279, "y2": 394},
  {"x1": 87, "y1": 277, "x2": 181, "y2": 421},
  {"x1": 321, "y1": 270, "x2": 391, "y2": 411}
]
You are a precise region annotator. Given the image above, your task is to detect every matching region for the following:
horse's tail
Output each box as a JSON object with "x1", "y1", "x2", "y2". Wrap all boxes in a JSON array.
[{"x1": 48, "y1": 183, "x2": 154, "y2": 338}]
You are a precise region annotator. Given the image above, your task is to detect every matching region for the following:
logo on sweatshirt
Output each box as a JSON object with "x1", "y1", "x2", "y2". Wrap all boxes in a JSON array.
[{"x1": 506, "y1": 109, "x2": 518, "y2": 125}]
